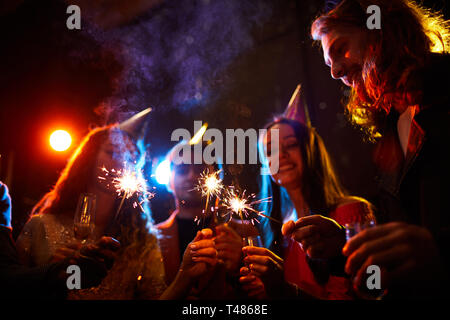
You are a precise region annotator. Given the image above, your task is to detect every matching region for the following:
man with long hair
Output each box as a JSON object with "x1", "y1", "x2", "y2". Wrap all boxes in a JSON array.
[{"x1": 283, "y1": 0, "x2": 449, "y2": 298}]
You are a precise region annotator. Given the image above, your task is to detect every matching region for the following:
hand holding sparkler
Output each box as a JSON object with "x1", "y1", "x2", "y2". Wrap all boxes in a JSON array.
[
  {"x1": 240, "y1": 246, "x2": 285, "y2": 298},
  {"x1": 214, "y1": 224, "x2": 243, "y2": 273},
  {"x1": 179, "y1": 229, "x2": 217, "y2": 285},
  {"x1": 160, "y1": 228, "x2": 218, "y2": 299}
]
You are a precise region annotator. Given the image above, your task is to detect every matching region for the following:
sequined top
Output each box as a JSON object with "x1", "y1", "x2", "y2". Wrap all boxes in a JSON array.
[{"x1": 16, "y1": 213, "x2": 167, "y2": 299}]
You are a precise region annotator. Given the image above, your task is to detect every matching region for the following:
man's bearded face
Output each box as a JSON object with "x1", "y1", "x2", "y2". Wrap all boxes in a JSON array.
[{"x1": 320, "y1": 27, "x2": 366, "y2": 89}]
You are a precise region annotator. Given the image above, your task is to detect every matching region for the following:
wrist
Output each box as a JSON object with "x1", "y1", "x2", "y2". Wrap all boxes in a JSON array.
[{"x1": 175, "y1": 268, "x2": 195, "y2": 288}]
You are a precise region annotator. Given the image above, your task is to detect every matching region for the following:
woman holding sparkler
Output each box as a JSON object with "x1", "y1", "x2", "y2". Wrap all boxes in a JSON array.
[
  {"x1": 239, "y1": 114, "x2": 375, "y2": 300},
  {"x1": 16, "y1": 110, "x2": 221, "y2": 299},
  {"x1": 15, "y1": 123, "x2": 168, "y2": 299}
]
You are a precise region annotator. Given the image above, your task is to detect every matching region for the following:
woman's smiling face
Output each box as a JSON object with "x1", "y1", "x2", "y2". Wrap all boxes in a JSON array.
[{"x1": 263, "y1": 123, "x2": 303, "y2": 190}]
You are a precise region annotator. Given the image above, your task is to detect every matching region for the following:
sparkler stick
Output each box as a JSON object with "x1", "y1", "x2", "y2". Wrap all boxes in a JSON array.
[{"x1": 194, "y1": 169, "x2": 224, "y2": 222}]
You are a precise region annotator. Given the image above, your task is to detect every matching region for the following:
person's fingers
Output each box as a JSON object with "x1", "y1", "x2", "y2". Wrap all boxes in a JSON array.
[
  {"x1": 352, "y1": 258, "x2": 389, "y2": 294},
  {"x1": 97, "y1": 237, "x2": 120, "y2": 251},
  {"x1": 239, "y1": 274, "x2": 256, "y2": 284},
  {"x1": 244, "y1": 254, "x2": 273, "y2": 266},
  {"x1": 191, "y1": 228, "x2": 214, "y2": 242},
  {"x1": 291, "y1": 225, "x2": 319, "y2": 242},
  {"x1": 191, "y1": 256, "x2": 217, "y2": 266},
  {"x1": 191, "y1": 247, "x2": 217, "y2": 258},
  {"x1": 93, "y1": 248, "x2": 117, "y2": 262},
  {"x1": 351, "y1": 244, "x2": 411, "y2": 285},
  {"x1": 242, "y1": 246, "x2": 270, "y2": 256},
  {"x1": 294, "y1": 215, "x2": 339, "y2": 230},
  {"x1": 345, "y1": 232, "x2": 411, "y2": 275},
  {"x1": 242, "y1": 246, "x2": 283, "y2": 264},
  {"x1": 193, "y1": 231, "x2": 202, "y2": 242},
  {"x1": 282, "y1": 220, "x2": 295, "y2": 236},
  {"x1": 240, "y1": 266, "x2": 250, "y2": 276},
  {"x1": 343, "y1": 222, "x2": 406, "y2": 256},
  {"x1": 55, "y1": 247, "x2": 78, "y2": 258},
  {"x1": 81, "y1": 243, "x2": 116, "y2": 263},
  {"x1": 248, "y1": 263, "x2": 267, "y2": 277},
  {"x1": 366, "y1": 244, "x2": 411, "y2": 270},
  {"x1": 199, "y1": 228, "x2": 214, "y2": 239},
  {"x1": 189, "y1": 239, "x2": 215, "y2": 251},
  {"x1": 65, "y1": 242, "x2": 83, "y2": 250}
]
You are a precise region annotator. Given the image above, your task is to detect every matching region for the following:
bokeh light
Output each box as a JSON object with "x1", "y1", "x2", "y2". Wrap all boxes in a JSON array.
[
  {"x1": 49, "y1": 130, "x2": 72, "y2": 152},
  {"x1": 155, "y1": 160, "x2": 171, "y2": 185}
]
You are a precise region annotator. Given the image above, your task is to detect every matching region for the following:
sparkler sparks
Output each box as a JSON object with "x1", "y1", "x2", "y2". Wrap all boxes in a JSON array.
[
  {"x1": 223, "y1": 187, "x2": 278, "y2": 225},
  {"x1": 113, "y1": 168, "x2": 145, "y2": 199},
  {"x1": 98, "y1": 164, "x2": 155, "y2": 220},
  {"x1": 194, "y1": 169, "x2": 223, "y2": 223}
]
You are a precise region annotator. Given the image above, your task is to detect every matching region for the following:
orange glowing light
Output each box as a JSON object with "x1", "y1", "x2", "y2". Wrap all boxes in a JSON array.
[{"x1": 49, "y1": 130, "x2": 72, "y2": 152}]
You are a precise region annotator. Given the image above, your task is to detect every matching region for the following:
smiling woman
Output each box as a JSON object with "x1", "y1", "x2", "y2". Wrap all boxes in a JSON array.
[{"x1": 253, "y1": 116, "x2": 374, "y2": 299}]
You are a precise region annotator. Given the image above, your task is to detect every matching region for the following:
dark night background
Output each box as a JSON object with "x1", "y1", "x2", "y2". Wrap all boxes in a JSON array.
[{"x1": 0, "y1": 0, "x2": 448, "y2": 239}]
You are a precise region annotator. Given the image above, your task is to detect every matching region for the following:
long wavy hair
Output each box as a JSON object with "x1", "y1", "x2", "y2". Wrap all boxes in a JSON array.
[
  {"x1": 31, "y1": 125, "x2": 156, "y2": 248},
  {"x1": 311, "y1": 0, "x2": 450, "y2": 140},
  {"x1": 258, "y1": 118, "x2": 371, "y2": 254}
]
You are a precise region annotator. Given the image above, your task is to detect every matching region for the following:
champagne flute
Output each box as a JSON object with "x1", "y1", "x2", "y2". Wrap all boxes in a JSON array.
[{"x1": 74, "y1": 193, "x2": 96, "y2": 244}]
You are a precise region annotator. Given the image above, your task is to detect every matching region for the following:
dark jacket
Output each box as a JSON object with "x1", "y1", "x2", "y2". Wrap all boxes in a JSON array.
[{"x1": 373, "y1": 53, "x2": 450, "y2": 297}]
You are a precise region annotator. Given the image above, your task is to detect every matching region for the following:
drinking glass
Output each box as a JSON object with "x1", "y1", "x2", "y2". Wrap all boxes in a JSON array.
[
  {"x1": 345, "y1": 220, "x2": 376, "y2": 242},
  {"x1": 242, "y1": 235, "x2": 263, "y2": 248},
  {"x1": 242, "y1": 235, "x2": 264, "y2": 276},
  {"x1": 74, "y1": 193, "x2": 96, "y2": 243},
  {"x1": 345, "y1": 220, "x2": 386, "y2": 299}
]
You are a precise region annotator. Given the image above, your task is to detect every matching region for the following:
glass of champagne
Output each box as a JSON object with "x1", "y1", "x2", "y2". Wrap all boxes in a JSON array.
[{"x1": 74, "y1": 193, "x2": 96, "y2": 244}]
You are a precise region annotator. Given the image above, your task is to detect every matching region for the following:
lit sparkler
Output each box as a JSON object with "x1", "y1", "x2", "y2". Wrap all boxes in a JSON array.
[
  {"x1": 98, "y1": 164, "x2": 155, "y2": 220},
  {"x1": 194, "y1": 168, "x2": 224, "y2": 222},
  {"x1": 223, "y1": 187, "x2": 279, "y2": 225}
]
